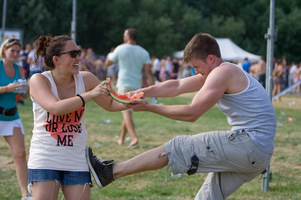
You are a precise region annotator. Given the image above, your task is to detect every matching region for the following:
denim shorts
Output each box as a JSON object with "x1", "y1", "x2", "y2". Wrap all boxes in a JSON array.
[{"x1": 28, "y1": 169, "x2": 92, "y2": 186}]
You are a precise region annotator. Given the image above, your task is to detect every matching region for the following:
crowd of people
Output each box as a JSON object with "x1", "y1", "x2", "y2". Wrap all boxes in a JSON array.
[
  {"x1": 17, "y1": 43, "x2": 196, "y2": 85},
  {"x1": 75, "y1": 49, "x2": 196, "y2": 86},
  {"x1": 236, "y1": 56, "x2": 301, "y2": 101},
  {"x1": 16, "y1": 41, "x2": 301, "y2": 102},
  {"x1": 0, "y1": 31, "x2": 300, "y2": 200}
]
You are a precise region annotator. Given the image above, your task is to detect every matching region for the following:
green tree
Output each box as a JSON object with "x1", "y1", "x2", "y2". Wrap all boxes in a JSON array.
[
  {"x1": 275, "y1": 7, "x2": 301, "y2": 62},
  {"x1": 1, "y1": 0, "x2": 300, "y2": 62},
  {"x1": 2, "y1": 0, "x2": 73, "y2": 45}
]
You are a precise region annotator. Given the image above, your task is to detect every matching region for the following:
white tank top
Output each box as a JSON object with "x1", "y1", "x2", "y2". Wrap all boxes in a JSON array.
[
  {"x1": 216, "y1": 63, "x2": 276, "y2": 154},
  {"x1": 28, "y1": 71, "x2": 88, "y2": 171}
]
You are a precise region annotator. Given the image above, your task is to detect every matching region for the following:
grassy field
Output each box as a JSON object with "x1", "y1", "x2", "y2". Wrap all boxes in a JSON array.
[{"x1": 0, "y1": 94, "x2": 300, "y2": 200}]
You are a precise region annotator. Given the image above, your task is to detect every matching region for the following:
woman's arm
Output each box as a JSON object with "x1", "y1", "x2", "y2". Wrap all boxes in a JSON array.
[
  {"x1": 30, "y1": 73, "x2": 97, "y2": 115},
  {"x1": 81, "y1": 71, "x2": 129, "y2": 112}
]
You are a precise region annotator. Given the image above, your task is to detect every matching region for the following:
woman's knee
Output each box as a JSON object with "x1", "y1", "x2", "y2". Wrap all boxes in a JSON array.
[
  {"x1": 62, "y1": 184, "x2": 91, "y2": 200},
  {"x1": 13, "y1": 148, "x2": 27, "y2": 162}
]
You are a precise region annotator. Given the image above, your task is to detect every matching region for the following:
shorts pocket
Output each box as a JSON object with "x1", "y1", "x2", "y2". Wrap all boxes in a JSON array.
[
  {"x1": 191, "y1": 134, "x2": 222, "y2": 164},
  {"x1": 247, "y1": 148, "x2": 266, "y2": 170}
]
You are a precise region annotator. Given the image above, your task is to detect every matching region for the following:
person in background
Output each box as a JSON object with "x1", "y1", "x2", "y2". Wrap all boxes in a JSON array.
[
  {"x1": 257, "y1": 56, "x2": 266, "y2": 88},
  {"x1": 288, "y1": 62, "x2": 297, "y2": 91},
  {"x1": 241, "y1": 57, "x2": 252, "y2": 73},
  {"x1": 84, "y1": 47, "x2": 97, "y2": 74},
  {"x1": 87, "y1": 33, "x2": 276, "y2": 200},
  {"x1": 180, "y1": 61, "x2": 193, "y2": 78},
  {"x1": 27, "y1": 44, "x2": 44, "y2": 78},
  {"x1": 281, "y1": 58, "x2": 289, "y2": 90},
  {"x1": 78, "y1": 46, "x2": 88, "y2": 71},
  {"x1": 18, "y1": 43, "x2": 32, "y2": 80},
  {"x1": 94, "y1": 57, "x2": 106, "y2": 81},
  {"x1": 104, "y1": 28, "x2": 154, "y2": 148},
  {"x1": 0, "y1": 38, "x2": 31, "y2": 200},
  {"x1": 170, "y1": 57, "x2": 180, "y2": 79},
  {"x1": 151, "y1": 55, "x2": 160, "y2": 82},
  {"x1": 293, "y1": 63, "x2": 300, "y2": 94},
  {"x1": 272, "y1": 58, "x2": 285, "y2": 101},
  {"x1": 17, "y1": 43, "x2": 32, "y2": 105},
  {"x1": 27, "y1": 35, "x2": 128, "y2": 200},
  {"x1": 159, "y1": 56, "x2": 167, "y2": 82},
  {"x1": 164, "y1": 56, "x2": 173, "y2": 80},
  {"x1": 249, "y1": 61, "x2": 260, "y2": 81},
  {"x1": 106, "y1": 47, "x2": 118, "y2": 86}
]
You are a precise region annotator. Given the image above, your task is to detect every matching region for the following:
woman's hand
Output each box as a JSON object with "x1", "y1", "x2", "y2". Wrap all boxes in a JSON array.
[
  {"x1": 7, "y1": 82, "x2": 20, "y2": 93},
  {"x1": 89, "y1": 79, "x2": 111, "y2": 98}
]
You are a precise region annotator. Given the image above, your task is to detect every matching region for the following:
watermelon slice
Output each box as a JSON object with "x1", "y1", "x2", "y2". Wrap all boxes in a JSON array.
[{"x1": 106, "y1": 78, "x2": 144, "y2": 104}]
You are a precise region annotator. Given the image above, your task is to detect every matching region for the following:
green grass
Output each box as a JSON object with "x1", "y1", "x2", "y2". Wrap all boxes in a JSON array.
[{"x1": 1, "y1": 94, "x2": 301, "y2": 200}]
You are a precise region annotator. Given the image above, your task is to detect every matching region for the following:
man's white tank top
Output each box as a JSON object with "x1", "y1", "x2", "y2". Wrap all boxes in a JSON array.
[
  {"x1": 28, "y1": 71, "x2": 88, "y2": 171},
  {"x1": 216, "y1": 63, "x2": 276, "y2": 154}
]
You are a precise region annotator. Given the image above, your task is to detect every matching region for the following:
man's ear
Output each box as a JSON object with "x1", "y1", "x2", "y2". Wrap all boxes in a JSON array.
[{"x1": 207, "y1": 55, "x2": 215, "y2": 64}]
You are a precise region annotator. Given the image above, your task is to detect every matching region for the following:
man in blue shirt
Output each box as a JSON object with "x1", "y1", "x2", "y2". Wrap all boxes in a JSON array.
[
  {"x1": 241, "y1": 57, "x2": 252, "y2": 73},
  {"x1": 105, "y1": 28, "x2": 154, "y2": 148}
]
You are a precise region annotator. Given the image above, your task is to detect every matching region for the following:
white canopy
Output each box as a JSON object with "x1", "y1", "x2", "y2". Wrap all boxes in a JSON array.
[{"x1": 173, "y1": 38, "x2": 261, "y2": 62}]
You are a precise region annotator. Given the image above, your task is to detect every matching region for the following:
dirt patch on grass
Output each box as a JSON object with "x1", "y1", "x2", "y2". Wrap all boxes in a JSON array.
[
  {"x1": 0, "y1": 156, "x2": 15, "y2": 171},
  {"x1": 272, "y1": 95, "x2": 301, "y2": 110}
]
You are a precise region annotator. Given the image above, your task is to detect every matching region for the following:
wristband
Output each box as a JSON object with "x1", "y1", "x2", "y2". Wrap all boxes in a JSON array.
[
  {"x1": 4, "y1": 86, "x2": 8, "y2": 93},
  {"x1": 76, "y1": 94, "x2": 85, "y2": 107}
]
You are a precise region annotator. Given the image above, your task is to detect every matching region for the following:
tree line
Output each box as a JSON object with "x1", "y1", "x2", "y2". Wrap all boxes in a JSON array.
[{"x1": 2, "y1": 0, "x2": 301, "y2": 63}]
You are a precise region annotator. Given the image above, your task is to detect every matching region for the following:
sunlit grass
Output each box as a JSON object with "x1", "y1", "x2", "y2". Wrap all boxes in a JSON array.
[{"x1": 0, "y1": 94, "x2": 300, "y2": 199}]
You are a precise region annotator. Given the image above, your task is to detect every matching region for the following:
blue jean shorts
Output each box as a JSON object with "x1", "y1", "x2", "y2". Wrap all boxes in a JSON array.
[{"x1": 28, "y1": 169, "x2": 92, "y2": 186}]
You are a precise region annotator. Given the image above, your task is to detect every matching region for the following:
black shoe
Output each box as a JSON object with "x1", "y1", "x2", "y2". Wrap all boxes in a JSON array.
[{"x1": 86, "y1": 146, "x2": 115, "y2": 188}]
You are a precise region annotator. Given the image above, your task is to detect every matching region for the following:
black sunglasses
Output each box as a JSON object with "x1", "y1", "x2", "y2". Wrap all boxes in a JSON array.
[
  {"x1": 60, "y1": 50, "x2": 81, "y2": 58},
  {"x1": 7, "y1": 38, "x2": 20, "y2": 43},
  {"x1": 5, "y1": 38, "x2": 21, "y2": 47}
]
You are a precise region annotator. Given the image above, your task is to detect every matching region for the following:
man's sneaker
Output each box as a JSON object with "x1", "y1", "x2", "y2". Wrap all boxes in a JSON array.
[{"x1": 86, "y1": 146, "x2": 115, "y2": 188}]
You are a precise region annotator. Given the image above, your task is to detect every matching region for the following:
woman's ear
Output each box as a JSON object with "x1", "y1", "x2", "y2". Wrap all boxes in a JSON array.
[
  {"x1": 2, "y1": 48, "x2": 6, "y2": 57},
  {"x1": 53, "y1": 55, "x2": 59, "y2": 65}
]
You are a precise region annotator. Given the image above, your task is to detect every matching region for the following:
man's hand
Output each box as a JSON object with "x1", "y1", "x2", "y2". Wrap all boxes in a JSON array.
[{"x1": 127, "y1": 98, "x2": 150, "y2": 111}]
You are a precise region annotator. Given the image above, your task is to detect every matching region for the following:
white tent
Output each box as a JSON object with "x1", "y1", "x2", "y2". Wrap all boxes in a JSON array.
[{"x1": 173, "y1": 38, "x2": 261, "y2": 62}]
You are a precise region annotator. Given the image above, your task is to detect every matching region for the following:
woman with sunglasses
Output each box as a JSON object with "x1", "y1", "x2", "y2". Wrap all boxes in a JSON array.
[
  {"x1": 0, "y1": 38, "x2": 31, "y2": 200},
  {"x1": 27, "y1": 35, "x2": 128, "y2": 200}
]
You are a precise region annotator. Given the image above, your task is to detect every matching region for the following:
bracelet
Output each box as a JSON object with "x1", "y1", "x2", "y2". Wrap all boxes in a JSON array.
[
  {"x1": 2, "y1": 86, "x2": 8, "y2": 93},
  {"x1": 76, "y1": 94, "x2": 85, "y2": 107}
]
